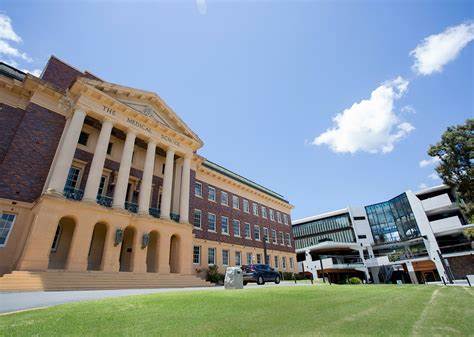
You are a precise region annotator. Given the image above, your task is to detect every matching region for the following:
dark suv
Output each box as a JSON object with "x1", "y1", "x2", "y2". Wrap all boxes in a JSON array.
[{"x1": 242, "y1": 264, "x2": 281, "y2": 285}]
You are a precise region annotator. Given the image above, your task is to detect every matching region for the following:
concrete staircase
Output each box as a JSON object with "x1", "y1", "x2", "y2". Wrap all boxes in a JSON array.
[{"x1": 0, "y1": 270, "x2": 213, "y2": 292}]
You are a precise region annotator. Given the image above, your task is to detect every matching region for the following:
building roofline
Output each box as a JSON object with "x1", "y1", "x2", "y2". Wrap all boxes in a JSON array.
[
  {"x1": 292, "y1": 207, "x2": 350, "y2": 226},
  {"x1": 415, "y1": 184, "x2": 450, "y2": 196},
  {"x1": 202, "y1": 160, "x2": 289, "y2": 204}
]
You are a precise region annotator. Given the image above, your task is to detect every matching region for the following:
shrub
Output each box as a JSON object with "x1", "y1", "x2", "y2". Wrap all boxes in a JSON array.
[
  {"x1": 348, "y1": 277, "x2": 362, "y2": 284},
  {"x1": 205, "y1": 265, "x2": 225, "y2": 284}
]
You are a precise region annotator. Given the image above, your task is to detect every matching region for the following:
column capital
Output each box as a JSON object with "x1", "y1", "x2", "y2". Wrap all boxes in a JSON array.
[
  {"x1": 102, "y1": 118, "x2": 114, "y2": 126},
  {"x1": 166, "y1": 147, "x2": 176, "y2": 155}
]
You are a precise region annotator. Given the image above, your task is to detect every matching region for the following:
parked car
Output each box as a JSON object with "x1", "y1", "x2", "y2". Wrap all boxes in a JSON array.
[{"x1": 242, "y1": 264, "x2": 280, "y2": 285}]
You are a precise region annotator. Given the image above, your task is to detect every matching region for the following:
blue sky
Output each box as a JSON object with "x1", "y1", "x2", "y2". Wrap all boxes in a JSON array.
[{"x1": 1, "y1": 1, "x2": 473, "y2": 219}]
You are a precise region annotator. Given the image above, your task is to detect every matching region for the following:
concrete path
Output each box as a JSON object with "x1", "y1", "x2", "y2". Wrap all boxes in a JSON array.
[{"x1": 0, "y1": 281, "x2": 311, "y2": 314}]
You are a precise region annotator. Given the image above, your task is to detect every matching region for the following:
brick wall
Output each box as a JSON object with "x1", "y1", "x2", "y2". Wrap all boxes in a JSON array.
[
  {"x1": 189, "y1": 170, "x2": 294, "y2": 253},
  {"x1": 448, "y1": 255, "x2": 474, "y2": 279},
  {"x1": 0, "y1": 104, "x2": 25, "y2": 163},
  {"x1": 0, "y1": 103, "x2": 65, "y2": 202}
]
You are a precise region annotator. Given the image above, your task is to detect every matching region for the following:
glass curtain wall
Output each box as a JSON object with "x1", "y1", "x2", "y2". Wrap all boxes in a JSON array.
[{"x1": 365, "y1": 193, "x2": 420, "y2": 245}]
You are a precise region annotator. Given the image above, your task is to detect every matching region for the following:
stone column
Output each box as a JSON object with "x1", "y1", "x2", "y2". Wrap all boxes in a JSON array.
[
  {"x1": 138, "y1": 141, "x2": 156, "y2": 214},
  {"x1": 112, "y1": 131, "x2": 136, "y2": 208},
  {"x1": 17, "y1": 211, "x2": 60, "y2": 271},
  {"x1": 83, "y1": 119, "x2": 114, "y2": 201},
  {"x1": 65, "y1": 221, "x2": 94, "y2": 271},
  {"x1": 101, "y1": 226, "x2": 122, "y2": 272},
  {"x1": 157, "y1": 233, "x2": 171, "y2": 274},
  {"x1": 47, "y1": 109, "x2": 87, "y2": 193},
  {"x1": 132, "y1": 230, "x2": 148, "y2": 273},
  {"x1": 160, "y1": 148, "x2": 175, "y2": 219},
  {"x1": 179, "y1": 154, "x2": 191, "y2": 223}
]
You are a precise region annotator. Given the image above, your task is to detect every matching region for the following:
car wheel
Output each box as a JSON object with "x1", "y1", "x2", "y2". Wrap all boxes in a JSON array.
[
  {"x1": 275, "y1": 276, "x2": 280, "y2": 284},
  {"x1": 243, "y1": 281, "x2": 248, "y2": 286},
  {"x1": 257, "y1": 276, "x2": 265, "y2": 285}
]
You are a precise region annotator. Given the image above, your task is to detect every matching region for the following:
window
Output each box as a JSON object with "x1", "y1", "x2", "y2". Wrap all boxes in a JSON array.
[
  {"x1": 263, "y1": 227, "x2": 269, "y2": 243},
  {"x1": 276, "y1": 212, "x2": 282, "y2": 223},
  {"x1": 254, "y1": 225, "x2": 260, "y2": 241},
  {"x1": 274, "y1": 256, "x2": 279, "y2": 268},
  {"x1": 51, "y1": 225, "x2": 62, "y2": 252},
  {"x1": 261, "y1": 206, "x2": 267, "y2": 218},
  {"x1": 97, "y1": 175, "x2": 108, "y2": 196},
  {"x1": 232, "y1": 219, "x2": 241, "y2": 237},
  {"x1": 221, "y1": 216, "x2": 229, "y2": 234},
  {"x1": 243, "y1": 199, "x2": 249, "y2": 213},
  {"x1": 286, "y1": 233, "x2": 291, "y2": 246},
  {"x1": 354, "y1": 216, "x2": 366, "y2": 221},
  {"x1": 269, "y1": 209, "x2": 275, "y2": 221},
  {"x1": 256, "y1": 253, "x2": 262, "y2": 264},
  {"x1": 162, "y1": 164, "x2": 165, "y2": 175},
  {"x1": 0, "y1": 213, "x2": 16, "y2": 246},
  {"x1": 208, "y1": 248, "x2": 216, "y2": 265},
  {"x1": 289, "y1": 257, "x2": 294, "y2": 269},
  {"x1": 208, "y1": 213, "x2": 216, "y2": 231},
  {"x1": 208, "y1": 186, "x2": 216, "y2": 202},
  {"x1": 357, "y1": 234, "x2": 367, "y2": 239},
  {"x1": 78, "y1": 131, "x2": 89, "y2": 146},
  {"x1": 272, "y1": 229, "x2": 277, "y2": 244},
  {"x1": 235, "y1": 251, "x2": 242, "y2": 266},
  {"x1": 193, "y1": 246, "x2": 201, "y2": 264},
  {"x1": 194, "y1": 182, "x2": 202, "y2": 197},
  {"x1": 283, "y1": 214, "x2": 288, "y2": 225},
  {"x1": 252, "y1": 203, "x2": 258, "y2": 216},
  {"x1": 246, "y1": 252, "x2": 253, "y2": 265},
  {"x1": 107, "y1": 142, "x2": 113, "y2": 155},
  {"x1": 282, "y1": 257, "x2": 287, "y2": 269},
  {"x1": 279, "y1": 232, "x2": 284, "y2": 245},
  {"x1": 221, "y1": 191, "x2": 228, "y2": 206},
  {"x1": 193, "y1": 209, "x2": 202, "y2": 228},
  {"x1": 222, "y1": 249, "x2": 229, "y2": 266},
  {"x1": 65, "y1": 166, "x2": 81, "y2": 189},
  {"x1": 244, "y1": 223, "x2": 251, "y2": 239},
  {"x1": 232, "y1": 195, "x2": 240, "y2": 209}
]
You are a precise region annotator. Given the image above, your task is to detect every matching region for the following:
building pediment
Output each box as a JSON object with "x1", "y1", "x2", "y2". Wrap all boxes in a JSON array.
[{"x1": 79, "y1": 78, "x2": 202, "y2": 147}]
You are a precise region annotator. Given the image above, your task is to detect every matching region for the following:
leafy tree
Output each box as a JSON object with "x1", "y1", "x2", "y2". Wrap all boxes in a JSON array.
[{"x1": 428, "y1": 119, "x2": 473, "y2": 222}]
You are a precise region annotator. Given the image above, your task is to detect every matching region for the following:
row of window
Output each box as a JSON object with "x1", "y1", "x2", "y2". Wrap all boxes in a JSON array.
[
  {"x1": 193, "y1": 246, "x2": 294, "y2": 270},
  {"x1": 194, "y1": 181, "x2": 289, "y2": 225},
  {"x1": 292, "y1": 213, "x2": 352, "y2": 238},
  {"x1": 193, "y1": 209, "x2": 292, "y2": 247},
  {"x1": 294, "y1": 228, "x2": 356, "y2": 250}
]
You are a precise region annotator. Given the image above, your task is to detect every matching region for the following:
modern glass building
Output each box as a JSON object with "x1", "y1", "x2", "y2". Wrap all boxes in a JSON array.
[
  {"x1": 293, "y1": 213, "x2": 356, "y2": 250},
  {"x1": 365, "y1": 193, "x2": 420, "y2": 245}
]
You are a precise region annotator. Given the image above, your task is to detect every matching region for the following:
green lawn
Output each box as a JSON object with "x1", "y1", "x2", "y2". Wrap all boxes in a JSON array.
[{"x1": 1, "y1": 285, "x2": 473, "y2": 337}]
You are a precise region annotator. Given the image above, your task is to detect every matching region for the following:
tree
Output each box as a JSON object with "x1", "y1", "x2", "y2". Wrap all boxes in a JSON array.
[{"x1": 428, "y1": 119, "x2": 473, "y2": 222}]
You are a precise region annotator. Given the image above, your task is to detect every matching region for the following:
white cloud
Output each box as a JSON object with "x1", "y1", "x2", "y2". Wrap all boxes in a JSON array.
[
  {"x1": 0, "y1": 40, "x2": 31, "y2": 61},
  {"x1": 418, "y1": 183, "x2": 428, "y2": 189},
  {"x1": 428, "y1": 172, "x2": 441, "y2": 180},
  {"x1": 410, "y1": 22, "x2": 474, "y2": 75},
  {"x1": 196, "y1": 0, "x2": 207, "y2": 15},
  {"x1": 419, "y1": 157, "x2": 440, "y2": 168},
  {"x1": 0, "y1": 13, "x2": 38, "y2": 75},
  {"x1": 22, "y1": 68, "x2": 41, "y2": 77},
  {"x1": 312, "y1": 77, "x2": 414, "y2": 154},
  {"x1": 0, "y1": 14, "x2": 21, "y2": 42},
  {"x1": 401, "y1": 105, "x2": 416, "y2": 114}
]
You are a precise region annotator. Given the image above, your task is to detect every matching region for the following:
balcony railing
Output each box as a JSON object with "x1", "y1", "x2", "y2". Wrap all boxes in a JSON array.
[
  {"x1": 170, "y1": 213, "x2": 180, "y2": 222},
  {"x1": 97, "y1": 195, "x2": 113, "y2": 208},
  {"x1": 149, "y1": 207, "x2": 160, "y2": 218},
  {"x1": 124, "y1": 202, "x2": 138, "y2": 213},
  {"x1": 63, "y1": 186, "x2": 84, "y2": 201}
]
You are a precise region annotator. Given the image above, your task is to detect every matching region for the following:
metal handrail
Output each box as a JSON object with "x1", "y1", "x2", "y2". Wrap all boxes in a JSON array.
[
  {"x1": 125, "y1": 202, "x2": 138, "y2": 213},
  {"x1": 97, "y1": 195, "x2": 113, "y2": 208},
  {"x1": 63, "y1": 186, "x2": 84, "y2": 201},
  {"x1": 149, "y1": 207, "x2": 160, "y2": 218}
]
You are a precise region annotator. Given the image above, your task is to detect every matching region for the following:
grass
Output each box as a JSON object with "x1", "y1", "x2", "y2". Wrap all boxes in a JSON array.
[{"x1": 1, "y1": 285, "x2": 473, "y2": 337}]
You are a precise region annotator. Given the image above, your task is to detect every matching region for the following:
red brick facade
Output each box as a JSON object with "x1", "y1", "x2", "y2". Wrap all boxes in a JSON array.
[
  {"x1": 0, "y1": 103, "x2": 65, "y2": 203},
  {"x1": 189, "y1": 170, "x2": 294, "y2": 253}
]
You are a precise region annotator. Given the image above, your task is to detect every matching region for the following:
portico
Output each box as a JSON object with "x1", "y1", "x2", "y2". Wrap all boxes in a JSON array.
[{"x1": 14, "y1": 78, "x2": 202, "y2": 280}]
